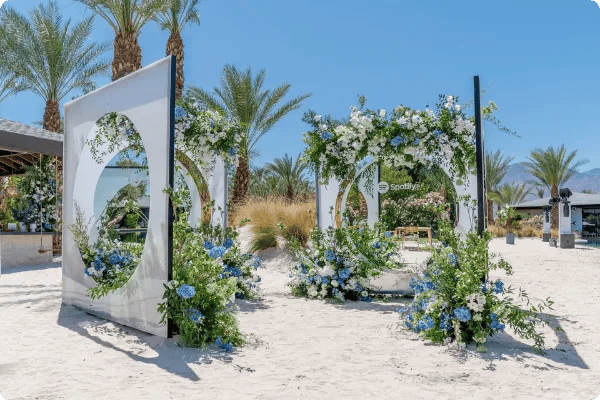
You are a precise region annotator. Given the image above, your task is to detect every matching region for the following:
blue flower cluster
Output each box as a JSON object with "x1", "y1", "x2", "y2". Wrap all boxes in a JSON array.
[
  {"x1": 108, "y1": 252, "x2": 130, "y2": 266},
  {"x1": 493, "y1": 280, "x2": 504, "y2": 294},
  {"x1": 220, "y1": 265, "x2": 242, "y2": 278},
  {"x1": 215, "y1": 336, "x2": 233, "y2": 352},
  {"x1": 177, "y1": 284, "x2": 196, "y2": 299},
  {"x1": 324, "y1": 249, "x2": 336, "y2": 262},
  {"x1": 453, "y1": 306, "x2": 472, "y2": 322},
  {"x1": 227, "y1": 148, "x2": 237, "y2": 157},
  {"x1": 390, "y1": 135, "x2": 405, "y2": 147},
  {"x1": 223, "y1": 237, "x2": 234, "y2": 249},
  {"x1": 439, "y1": 313, "x2": 453, "y2": 332},
  {"x1": 490, "y1": 313, "x2": 505, "y2": 331},
  {"x1": 186, "y1": 308, "x2": 204, "y2": 324},
  {"x1": 174, "y1": 106, "x2": 187, "y2": 120},
  {"x1": 409, "y1": 277, "x2": 436, "y2": 295},
  {"x1": 385, "y1": 231, "x2": 393, "y2": 238},
  {"x1": 204, "y1": 240, "x2": 214, "y2": 250},
  {"x1": 321, "y1": 131, "x2": 333, "y2": 140},
  {"x1": 208, "y1": 245, "x2": 227, "y2": 259},
  {"x1": 449, "y1": 253, "x2": 457, "y2": 266}
]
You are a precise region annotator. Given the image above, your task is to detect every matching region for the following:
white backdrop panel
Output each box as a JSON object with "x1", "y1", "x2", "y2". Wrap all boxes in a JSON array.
[{"x1": 63, "y1": 56, "x2": 174, "y2": 337}]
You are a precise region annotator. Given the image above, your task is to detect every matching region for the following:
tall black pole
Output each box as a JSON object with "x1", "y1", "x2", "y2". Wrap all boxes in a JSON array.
[{"x1": 474, "y1": 76, "x2": 486, "y2": 235}]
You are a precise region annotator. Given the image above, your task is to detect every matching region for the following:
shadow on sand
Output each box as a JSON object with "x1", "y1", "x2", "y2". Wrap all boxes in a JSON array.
[
  {"x1": 56, "y1": 303, "x2": 250, "y2": 381},
  {"x1": 445, "y1": 313, "x2": 588, "y2": 371}
]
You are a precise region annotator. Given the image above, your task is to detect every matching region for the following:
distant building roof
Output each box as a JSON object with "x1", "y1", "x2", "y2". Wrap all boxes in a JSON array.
[
  {"x1": 515, "y1": 192, "x2": 600, "y2": 209},
  {"x1": 0, "y1": 117, "x2": 63, "y2": 176}
]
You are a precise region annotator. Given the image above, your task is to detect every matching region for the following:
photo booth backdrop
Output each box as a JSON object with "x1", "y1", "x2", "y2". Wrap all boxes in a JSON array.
[{"x1": 63, "y1": 56, "x2": 175, "y2": 337}]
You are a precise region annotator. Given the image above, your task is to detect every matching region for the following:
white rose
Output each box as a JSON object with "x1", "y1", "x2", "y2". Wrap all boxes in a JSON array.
[
  {"x1": 361, "y1": 290, "x2": 368, "y2": 297},
  {"x1": 331, "y1": 280, "x2": 339, "y2": 288}
]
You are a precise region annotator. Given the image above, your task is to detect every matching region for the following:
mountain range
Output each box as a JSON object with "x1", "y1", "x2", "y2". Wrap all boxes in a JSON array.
[{"x1": 498, "y1": 164, "x2": 600, "y2": 200}]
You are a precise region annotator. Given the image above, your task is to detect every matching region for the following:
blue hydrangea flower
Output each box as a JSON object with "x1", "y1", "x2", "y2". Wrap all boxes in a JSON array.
[
  {"x1": 227, "y1": 148, "x2": 237, "y2": 157},
  {"x1": 338, "y1": 269, "x2": 351, "y2": 280},
  {"x1": 414, "y1": 138, "x2": 420, "y2": 145},
  {"x1": 405, "y1": 320, "x2": 413, "y2": 329},
  {"x1": 186, "y1": 308, "x2": 204, "y2": 324},
  {"x1": 108, "y1": 253, "x2": 121, "y2": 265},
  {"x1": 204, "y1": 241, "x2": 214, "y2": 250},
  {"x1": 174, "y1": 105, "x2": 187, "y2": 120},
  {"x1": 321, "y1": 131, "x2": 333, "y2": 140},
  {"x1": 453, "y1": 307, "x2": 472, "y2": 322},
  {"x1": 84, "y1": 268, "x2": 93, "y2": 277},
  {"x1": 93, "y1": 258, "x2": 105, "y2": 271},
  {"x1": 481, "y1": 283, "x2": 488, "y2": 293},
  {"x1": 177, "y1": 284, "x2": 196, "y2": 299},
  {"x1": 256, "y1": 276, "x2": 262, "y2": 283},
  {"x1": 493, "y1": 280, "x2": 504, "y2": 294},
  {"x1": 385, "y1": 231, "x2": 392, "y2": 238},
  {"x1": 372, "y1": 242, "x2": 382, "y2": 249},
  {"x1": 324, "y1": 249, "x2": 336, "y2": 262},
  {"x1": 423, "y1": 281, "x2": 436, "y2": 291},
  {"x1": 322, "y1": 276, "x2": 330, "y2": 285},
  {"x1": 208, "y1": 246, "x2": 227, "y2": 259},
  {"x1": 390, "y1": 135, "x2": 405, "y2": 147},
  {"x1": 223, "y1": 237, "x2": 234, "y2": 249}
]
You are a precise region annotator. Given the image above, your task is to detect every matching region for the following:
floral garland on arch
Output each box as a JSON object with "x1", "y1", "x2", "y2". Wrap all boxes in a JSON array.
[
  {"x1": 88, "y1": 113, "x2": 145, "y2": 164},
  {"x1": 302, "y1": 95, "x2": 479, "y2": 186},
  {"x1": 174, "y1": 100, "x2": 243, "y2": 171}
]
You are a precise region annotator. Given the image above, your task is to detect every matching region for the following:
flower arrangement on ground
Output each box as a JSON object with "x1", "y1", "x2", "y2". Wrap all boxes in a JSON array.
[
  {"x1": 288, "y1": 221, "x2": 404, "y2": 302},
  {"x1": 157, "y1": 186, "x2": 263, "y2": 348},
  {"x1": 174, "y1": 99, "x2": 243, "y2": 170},
  {"x1": 396, "y1": 219, "x2": 557, "y2": 354}
]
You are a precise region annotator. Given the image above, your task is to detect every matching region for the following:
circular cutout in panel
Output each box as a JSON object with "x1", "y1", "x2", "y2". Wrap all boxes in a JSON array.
[{"x1": 73, "y1": 112, "x2": 150, "y2": 299}]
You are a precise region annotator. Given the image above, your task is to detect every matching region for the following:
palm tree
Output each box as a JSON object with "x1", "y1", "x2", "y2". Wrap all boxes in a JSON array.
[
  {"x1": 521, "y1": 145, "x2": 588, "y2": 229},
  {"x1": 154, "y1": 0, "x2": 201, "y2": 99},
  {"x1": 535, "y1": 186, "x2": 545, "y2": 198},
  {"x1": 187, "y1": 65, "x2": 311, "y2": 213},
  {"x1": 485, "y1": 150, "x2": 514, "y2": 224},
  {"x1": 0, "y1": 24, "x2": 25, "y2": 103},
  {"x1": 488, "y1": 182, "x2": 531, "y2": 207},
  {"x1": 265, "y1": 153, "x2": 309, "y2": 202},
  {"x1": 76, "y1": 0, "x2": 167, "y2": 81},
  {"x1": 1, "y1": 1, "x2": 110, "y2": 132}
]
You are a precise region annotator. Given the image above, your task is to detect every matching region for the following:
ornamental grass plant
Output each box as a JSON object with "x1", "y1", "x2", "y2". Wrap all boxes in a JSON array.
[
  {"x1": 397, "y1": 219, "x2": 558, "y2": 354},
  {"x1": 232, "y1": 196, "x2": 316, "y2": 250}
]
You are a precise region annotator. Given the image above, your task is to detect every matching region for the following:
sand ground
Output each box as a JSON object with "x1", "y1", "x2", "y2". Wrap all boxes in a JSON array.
[{"x1": 1, "y1": 228, "x2": 599, "y2": 400}]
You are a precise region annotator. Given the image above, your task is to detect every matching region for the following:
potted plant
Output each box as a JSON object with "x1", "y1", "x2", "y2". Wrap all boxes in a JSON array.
[{"x1": 497, "y1": 204, "x2": 519, "y2": 244}]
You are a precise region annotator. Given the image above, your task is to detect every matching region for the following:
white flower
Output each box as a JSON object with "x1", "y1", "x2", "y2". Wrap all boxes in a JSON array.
[
  {"x1": 361, "y1": 290, "x2": 368, "y2": 297},
  {"x1": 314, "y1": 115, "x2": 322, "y2": 122},
  {"x1": 379, "y1": 109, "x2": 386, "y2": 118},
  {"x1": 331, "y1": 280, "x2": 339, "y2": 287}
]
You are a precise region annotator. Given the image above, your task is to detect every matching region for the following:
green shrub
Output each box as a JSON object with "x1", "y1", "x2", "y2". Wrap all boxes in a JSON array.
[{"x1": 250, "y1": 226, "x2": 278, "y2": 252}]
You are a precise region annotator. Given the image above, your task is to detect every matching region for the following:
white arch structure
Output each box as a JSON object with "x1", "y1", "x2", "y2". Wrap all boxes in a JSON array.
[{"x1": 316, "y1": 159, "x2": 478, "y2": 235}]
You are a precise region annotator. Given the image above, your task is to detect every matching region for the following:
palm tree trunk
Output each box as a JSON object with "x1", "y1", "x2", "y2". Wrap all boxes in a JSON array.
[
  {"x1": 230, "y1": 153, "x2": 250, "y2": 219},
  {"x1": 487, "y1": 198, "x2": 494, "y2": 225},
  {"x1": 43, "y1": 99, "x2": 61, "y2": 133},
  {"x1": 286, "y1": 184, "x2": 294, "y2": 203},
  {"x1": 112, "y1": 26, "x2": 142, "y2": 81},
  {"x1": 551, "y1": 183, "x2": 559, "y2": 230},
  {"x1": 166, "y1": 31, "x2": 184, "y2": 99}
]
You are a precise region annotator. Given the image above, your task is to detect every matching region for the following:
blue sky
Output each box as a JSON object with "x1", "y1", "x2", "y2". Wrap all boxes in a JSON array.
[{"x1": 1, "y1": 0, "x2": 600, "y2": 171}]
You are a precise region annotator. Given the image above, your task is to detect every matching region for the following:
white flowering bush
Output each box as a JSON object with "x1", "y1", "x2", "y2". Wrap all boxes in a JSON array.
[
  {"x1": 174, "y1": 99, "x2": 243, "y2": 170},
  {"x1": 302, "y1": 95, "x2": 478, "y2": 186},
  {"x1": 88, "y1": 112, "x2": 145, "y2": 164},
  {"x1": 13, "y1": 155, "x2": 58, "y2": 229},
  {"x1": 289, "y1": 222, "x2": 404, "y2": 302},
  {"x1": 396, "y1": 219, "x2": 558, "y2": 354}
]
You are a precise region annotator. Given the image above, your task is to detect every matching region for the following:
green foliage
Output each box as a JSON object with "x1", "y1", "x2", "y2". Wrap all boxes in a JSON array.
[
  {"x1": 398, "y1": 219, "x2": 557, "y2": 354},
  {"x1": 124, "y1": 213, "x2": 140, "y2": 228},
  {"x1": 380, "y1": 200, "x2": 444, "y2": 231},
  {"x1": 157, "y1": 186, "x2": 263, "y2": 348}
]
